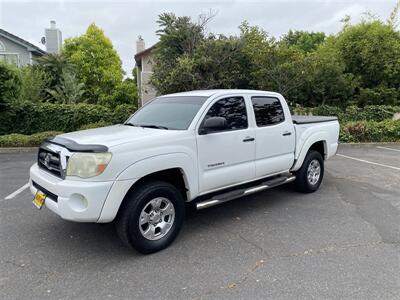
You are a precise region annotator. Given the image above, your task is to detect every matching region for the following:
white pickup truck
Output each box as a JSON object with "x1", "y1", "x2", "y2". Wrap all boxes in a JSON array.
[{"x1": 30, "y1": 89, "x2": 339, "y2": 253}]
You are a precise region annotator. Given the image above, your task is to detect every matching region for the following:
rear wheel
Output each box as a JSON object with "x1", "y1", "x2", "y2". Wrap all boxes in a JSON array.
[
  {"x1": 116, "y1": 181, "x2": 185, "y2": 254},
  {"x1": 294, "y1": 150, "x2": 324, "y2": 193}
]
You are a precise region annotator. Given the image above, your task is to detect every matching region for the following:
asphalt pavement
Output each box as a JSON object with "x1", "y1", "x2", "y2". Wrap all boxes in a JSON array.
[{"x1": 0, "y1": 144, "x2": 399, "y2": 299}]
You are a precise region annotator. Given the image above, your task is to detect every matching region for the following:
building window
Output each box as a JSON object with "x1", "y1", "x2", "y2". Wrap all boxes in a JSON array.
[
  {"x1": 0, "y1": 40, "x2": 5, "y2": 51},
  {"x1": 0, "y1": 53, "x2": 19, "y2": 66}
]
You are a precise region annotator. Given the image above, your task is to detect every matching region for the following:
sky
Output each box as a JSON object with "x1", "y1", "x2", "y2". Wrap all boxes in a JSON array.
[{"x1": 0, "y1": 0, "x2": 397, "y2": 77}]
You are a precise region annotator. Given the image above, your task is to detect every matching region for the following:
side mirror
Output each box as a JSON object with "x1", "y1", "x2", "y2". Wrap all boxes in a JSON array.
[{"x1": 200, "y1": 117, "x2": 227, "y2": 134}]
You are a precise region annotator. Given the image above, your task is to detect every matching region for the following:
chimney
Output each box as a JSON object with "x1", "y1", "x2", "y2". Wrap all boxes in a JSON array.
[
  {"x1": 45, "y1": 20, "x2": 62, "y2": 54},
  {"x1": 136, "y1": 35, "x2": 145, "y2": 53}
]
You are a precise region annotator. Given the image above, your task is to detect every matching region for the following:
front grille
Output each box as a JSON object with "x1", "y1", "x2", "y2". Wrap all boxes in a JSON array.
[
  {"x1": 32, "y1": 181, "x2": 58, "y2": 202},
  {"x1": 38, "y1": 148, "x2": 62, "y2": 178}
]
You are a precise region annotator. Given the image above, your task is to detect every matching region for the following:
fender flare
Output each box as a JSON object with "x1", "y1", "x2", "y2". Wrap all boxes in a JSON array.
[
  {"x1": 291, "y1": 132, "x2": 328, "y2": 172},
  {"x1": 116, "y1": 152, "x2": 197, "y2": 197},
  {"x1": 97, "y1": 152, "x2": 197, "y2": 223}
]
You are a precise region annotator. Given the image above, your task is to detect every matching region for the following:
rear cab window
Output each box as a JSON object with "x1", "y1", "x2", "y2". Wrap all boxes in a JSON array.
[{"x1": 251, "y1": 96, "x2": 285, "y2": 127}]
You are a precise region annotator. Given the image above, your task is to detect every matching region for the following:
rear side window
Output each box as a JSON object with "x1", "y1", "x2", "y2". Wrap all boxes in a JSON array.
[
  {"x1": 251, "y1": 96, "x2": 285, "y2": 126},
  {"x1": 204, "y1": 96, "x2": 248, "y2": 131}
]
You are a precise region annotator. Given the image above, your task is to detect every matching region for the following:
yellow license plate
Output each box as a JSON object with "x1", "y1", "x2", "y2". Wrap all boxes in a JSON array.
[{"x1": 33, "y1": 191, "x2": 46, "y2": 209}]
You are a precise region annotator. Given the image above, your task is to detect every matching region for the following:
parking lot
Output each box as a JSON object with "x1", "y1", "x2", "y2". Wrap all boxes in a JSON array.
[{"x1": 0, "y1": 144, "x2": 399, "y2": 299}]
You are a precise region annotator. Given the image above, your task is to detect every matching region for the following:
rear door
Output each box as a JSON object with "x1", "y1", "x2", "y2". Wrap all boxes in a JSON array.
[
  {"x1": 251, "y1": 96, "x2": 295, "y2": 177},
  {"x1": 196, "y1": 96, "x2": 256, "y2": 193}
]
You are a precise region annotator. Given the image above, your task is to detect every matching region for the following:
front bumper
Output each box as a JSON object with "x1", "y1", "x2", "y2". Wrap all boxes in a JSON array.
[{"x1": 29, "y1": 163, "x2": 114, "y2": 222}]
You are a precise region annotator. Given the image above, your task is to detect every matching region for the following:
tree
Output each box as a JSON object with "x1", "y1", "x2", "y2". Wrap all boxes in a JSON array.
[
  {"x1": 19, "y1": 65, "x2": 50, "y2": 103},
  {"x1": 281, "y1": 30, "x2": 326, "y2": 52},
  {"x1": 297, "y1": 38, "x2": 358, "y2": 106},
  {"x1": 0, "y1": 62, "x2": 21, "y2": 105},
  {"x1": 46, "y1": 70, "x2": 85, "y2": 104},
  {"x1": 240, "y1": 23, "x2": 309, "y2": 100},
  {"x1": 152, "y1": 15, "x2": 256, "y2": 94},
  {"x1": 108, "y1": 78, "x2": 138, "y2": 107},
  {"x1": 35, "y1": 53, "x2": 73, "y2": 91},
  {"x1": 151, "y1": 13, "x2": 210, "y2": 93},
  {"x1": 63, "y1": 23, "x2": 123, "y2": 103},
  {"x1": 336, "y1": 20, "x2": 400, "y2": 89},
  {"x1": 257, "y1": 45, "x2": 309, "y2": 100},
  {"x1": 387, "y1": 0, "x2": 400, "y2": 29}
]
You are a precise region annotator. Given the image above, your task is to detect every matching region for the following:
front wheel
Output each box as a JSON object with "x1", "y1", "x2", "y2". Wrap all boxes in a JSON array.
[
  {"x1": 294, "y1": 150, "x2": 324, "y2": 193},
  {"x1": 116, "y1": 181, "x2": 185, "y2": 254}
]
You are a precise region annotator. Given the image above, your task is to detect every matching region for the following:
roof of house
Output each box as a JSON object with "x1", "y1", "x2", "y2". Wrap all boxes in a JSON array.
[
  {"x1": 0, "y1": 28, "x2": 46, "y2": 55},
  {"x1": 134, "y1": 43, "x2": 157, "y2": 66}
]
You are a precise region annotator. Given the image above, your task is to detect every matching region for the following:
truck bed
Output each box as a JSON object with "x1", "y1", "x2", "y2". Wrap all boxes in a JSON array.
[{"x1": 292, "y1": 115, "x2": 338, "y2": 124}]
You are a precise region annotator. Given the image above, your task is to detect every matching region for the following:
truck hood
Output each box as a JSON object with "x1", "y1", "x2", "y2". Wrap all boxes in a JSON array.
[{"x1": 58, "y1": 125, "x2": 178, "y2": 148}]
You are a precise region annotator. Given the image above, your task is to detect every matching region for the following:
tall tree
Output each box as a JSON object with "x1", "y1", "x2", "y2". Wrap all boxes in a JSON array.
[
  {"x1": 281, "y1": 30, "x2": 326, "y2": 53},
  {"x1": 35, "y1": 53, "x2": 73, "y2": 92},
  {"x1": 336, "y1": 20, "x2": 400, "y2": 89},
  {"x1": 151, "y1": 13, "x2": 210, "y2": 94},
  {"x1": 63, "y1": 23, "x2": 123, "y2": 103}
]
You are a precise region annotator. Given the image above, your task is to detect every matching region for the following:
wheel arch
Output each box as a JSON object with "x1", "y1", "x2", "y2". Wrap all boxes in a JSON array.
[
  {"x1": 98, "y1": 153, "x2": 196, "y2": 223},
  {"x1": 291, "y1": 133, "x2": 328, "y2": 172}
]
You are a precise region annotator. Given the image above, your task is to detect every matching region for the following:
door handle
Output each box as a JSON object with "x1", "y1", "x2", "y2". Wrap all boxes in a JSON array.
[
  {"x1": 243, "y1": 137, "x2": 255, "y2": 142},
  {"x1": 282, "y1": 131, "x2": 292, "y2": 136}
]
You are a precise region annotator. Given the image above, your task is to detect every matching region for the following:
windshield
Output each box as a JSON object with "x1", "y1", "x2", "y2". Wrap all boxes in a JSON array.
[{"x1": 125, "y1": 96, "x2": 209, "y2": 130}]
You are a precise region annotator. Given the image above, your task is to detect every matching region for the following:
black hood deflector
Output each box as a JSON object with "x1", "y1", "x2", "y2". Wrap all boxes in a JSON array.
[{"x1": 44, "y1": 136, "x2": 108, "y2": 153}]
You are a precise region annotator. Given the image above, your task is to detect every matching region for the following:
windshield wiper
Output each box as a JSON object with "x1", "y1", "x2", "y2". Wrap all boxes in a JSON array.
[
  {"x1": 124, "y1": 123, "x2": 169, "y2": 130},
  {"x1": 139, "y1": 124, "x2": 169, "y2": 130}
]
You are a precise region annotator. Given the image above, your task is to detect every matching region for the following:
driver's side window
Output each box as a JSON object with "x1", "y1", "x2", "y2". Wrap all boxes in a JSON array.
[{"x1": 203, "y1": 96, "x2": 248, "y2": 132}]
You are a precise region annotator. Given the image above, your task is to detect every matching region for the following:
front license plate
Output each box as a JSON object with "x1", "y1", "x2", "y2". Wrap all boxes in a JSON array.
[{"x1": 33, "y1": 191, "x2": 46, "y2": 209}]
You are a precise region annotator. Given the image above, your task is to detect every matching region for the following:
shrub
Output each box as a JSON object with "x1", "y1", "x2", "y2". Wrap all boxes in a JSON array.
[
  {"x1": 19, "y1": 66, "x2": 50, "y2": 103},
  {"x1": 340, "y1": 121, "x2": 368, "y2": 142},
  {"x1": 0, "y1": 102, "x2": 136, "y2": 135},
  {"x1": 310, "y1": 105, "x2": 343, "y2": 118},
  {"x1": 340, "y1": 120, "x2": 400, "y2": 142},
  {"x1": 0, "y1": 62, "x2": 21, "y2": 105},
  {"x1": 0, "y1": 131, "x2": 62, "y2": 147},
  {"x1": 79, "y1": 120, "x2": 113, "y2": 130},
  {"x1": 292, "y1": 104, "x2": 400, "y2": 123},
  {"x1": 355, "y1": 87, "x2": 399, "y2": 106},
  {"x1": 343, "y1": 105, "x2": 400, "y2": 122},
  {"x1": 366, "y1": 120, "x2": 400, "y2": 142}
]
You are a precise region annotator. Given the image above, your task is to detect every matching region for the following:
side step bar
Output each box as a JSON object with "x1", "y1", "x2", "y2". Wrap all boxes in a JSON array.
[{"x1": 196, "y1": 175, "x2": 296, "y2": 210}]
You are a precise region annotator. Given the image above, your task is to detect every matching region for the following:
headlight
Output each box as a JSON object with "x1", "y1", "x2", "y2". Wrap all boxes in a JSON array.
[{"x1": 66, "y1": 152, "x2": 112, "y2": 178}]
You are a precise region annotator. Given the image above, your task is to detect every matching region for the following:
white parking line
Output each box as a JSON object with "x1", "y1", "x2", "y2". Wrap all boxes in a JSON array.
[
  {"x1": 377, "y1": 146, "x2": 400, "y2": 153},
  {"x1": 336, "y1": 154, "x2": 400, "y2": 171},
  {"x1": 4, "y1": 183, "x2": 30, "y2": 200}
]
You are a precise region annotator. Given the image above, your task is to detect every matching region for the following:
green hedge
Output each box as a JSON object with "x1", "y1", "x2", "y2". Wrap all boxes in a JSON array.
[
  {"x1": 79, "y1": 120, "x2": 113, "y2": 130},
  {"x1": 292, "y1": 105, "x2": 400, "y2": 122},
  {"x1": 340, "y1": 120, "x2": 400, "y2": 143},
  {"x1": 0, "y1": 131, "x2": 63, "y2": 147},
  {"x1": 0, "y1": 102, "x2": 136, "y2": 135},
  {"x1": 1, "y1": 119, "x2": 399, "y2": 147}
]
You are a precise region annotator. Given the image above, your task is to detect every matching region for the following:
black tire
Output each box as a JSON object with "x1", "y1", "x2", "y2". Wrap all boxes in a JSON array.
[
  {"x1": 294, "y1": 150, "x2": 324, "y2": 193},
  {"x1": 115, "y1": 180, "x2": 185, "y2": 254}
]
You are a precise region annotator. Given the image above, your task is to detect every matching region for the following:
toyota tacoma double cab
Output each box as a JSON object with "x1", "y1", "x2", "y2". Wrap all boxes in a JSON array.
[{"x1": 30, "y1": 89, "x2": 339, "y2": 253}]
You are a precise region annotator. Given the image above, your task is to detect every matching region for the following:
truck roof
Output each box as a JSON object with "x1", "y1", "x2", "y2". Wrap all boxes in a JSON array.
[{"x1": 160, "y1": 89, "x2": 282, "y2": 98}]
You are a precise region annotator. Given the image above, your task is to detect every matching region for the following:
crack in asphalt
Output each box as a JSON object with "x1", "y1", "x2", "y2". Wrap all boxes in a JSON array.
[
  {"x1": 193, "y1": 240, "x2": 388, "y2": 299},
  {"x1": 332, "y1": 177, "x2": 400, "y2": 245}
]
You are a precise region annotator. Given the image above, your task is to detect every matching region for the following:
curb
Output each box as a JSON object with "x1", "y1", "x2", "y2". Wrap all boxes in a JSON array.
[{"x1": 339, "y1": 142, "x2": 400, "y2": 145}]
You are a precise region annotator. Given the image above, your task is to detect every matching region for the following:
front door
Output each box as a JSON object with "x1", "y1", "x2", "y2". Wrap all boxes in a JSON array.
[{"x1": 196, "y1": 96, "x2": 256, "y2": 193}]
